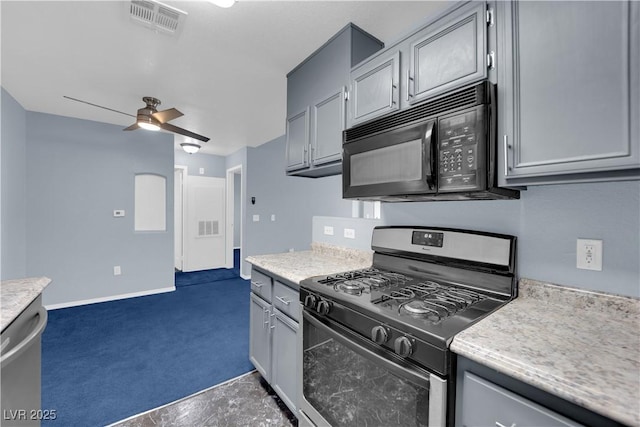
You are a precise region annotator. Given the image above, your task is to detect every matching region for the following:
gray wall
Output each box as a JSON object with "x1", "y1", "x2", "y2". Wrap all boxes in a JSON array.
[
  {"x1": 174, "y1": 150, "x2": 226, "y2": 177},
  {"x1": 1, "y1": 88, "x2": 27, "y2": 280},
  {"x1": 244, "y1": 135, "x2": 352, "y2": 276},
  {"x1": 245, "y1": 132, "x2": 638, "y2": 297},
  {"x1": 380, "y1": 181, "x2": 640, "y2": 297},
  {"x1": 26, "y1": 112, "x2": 175, "y2": 307}
]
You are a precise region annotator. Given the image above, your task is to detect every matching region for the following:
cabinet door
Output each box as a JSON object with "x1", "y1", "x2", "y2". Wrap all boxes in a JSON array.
[
  {"x1": 349, "y1": 51, "x2": 400, "y2": 126},
  {"x1": 285, "y1": 107, "x2": 310, "y2": 172},
  {"x1": 249, "y1": 293, "x2": 271, "y2": 381},
  {"x1": 500, "y1": 1, "x2": 639, "y2": 182},
  {"x1": 460, "y1": 372, "x2": 582, "y2": 427},
  {"x1": 311, "y1": 87, "x2": 346, "y2": 166},
  {"x1": 408, "y1": 2, "x2": 488, "y2": 104},
  {"x1": 272, "y1": 309, "x2": 299, "y2": 415}
]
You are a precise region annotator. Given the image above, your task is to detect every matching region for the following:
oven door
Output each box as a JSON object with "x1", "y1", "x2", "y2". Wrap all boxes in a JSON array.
[
  {"x1": 299, "y1": 309, "x2": 447, "y2": 427},
  {"x1": 342, "y1": 119, "x2": 436, "y2": 200}
]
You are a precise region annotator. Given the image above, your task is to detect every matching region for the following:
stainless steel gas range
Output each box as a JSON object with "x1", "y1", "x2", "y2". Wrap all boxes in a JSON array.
[{"x1": 298, "y1": 226, "x2": 517, "y2": 427}]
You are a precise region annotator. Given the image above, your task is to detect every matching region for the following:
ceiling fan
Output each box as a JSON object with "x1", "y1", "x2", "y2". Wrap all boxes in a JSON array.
[{"x1": 63, "y1": 96, "x2": 210, "y2": 144}]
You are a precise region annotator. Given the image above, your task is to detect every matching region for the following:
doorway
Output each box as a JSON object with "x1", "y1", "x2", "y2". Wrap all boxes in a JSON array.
[{"x1": 225, "y1": 165, "x2": 243, "y2": 274}]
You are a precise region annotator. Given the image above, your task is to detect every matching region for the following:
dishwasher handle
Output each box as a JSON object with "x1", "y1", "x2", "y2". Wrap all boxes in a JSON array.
[{"x1": 1, "y1": 306, "x2": 48, "y2": 368}]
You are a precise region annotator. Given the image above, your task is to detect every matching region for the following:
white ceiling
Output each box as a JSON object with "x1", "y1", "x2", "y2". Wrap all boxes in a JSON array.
[{"x1": 1, "y1": 0, "x2": 449, "y2": 156}]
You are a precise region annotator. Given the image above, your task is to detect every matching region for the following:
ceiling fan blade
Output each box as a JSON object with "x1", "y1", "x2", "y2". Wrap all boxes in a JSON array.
[
  {"x1": 123, "y1": 123, "x2": 140, "y2": 131},
  {"x1": 63, "y1": 96, "x2": 136, "y2": 118},
  {"x1": 152, "y1": 108, "x2": 183, "y2": 124},
  {"x1": 160, "y1": 123, "x2": 210, "y2": 142}
]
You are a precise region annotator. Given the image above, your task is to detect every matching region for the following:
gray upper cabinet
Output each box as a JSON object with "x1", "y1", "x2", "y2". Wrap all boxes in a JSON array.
[
  {"x1": 312, "y1": 88, "x2": 346, "y2": 166},
  {"x1": 349, "y1": 51, "x2": 400, "y2": 126},
  {"x1": 286, "y1": 23, "x2": 383, "y2": 177},
  {"x1": 285, "y1": 107, "x2": 309, "y2": 172},
  {"x1": 498, "y1": 0, "x2": 640, "y2": 185},
  {"x1": 408, "y1": 2, "x2": 488, "y2": 105},
  {"x1": 348, "y1": 1, "x2": 492, "y2": 124}
]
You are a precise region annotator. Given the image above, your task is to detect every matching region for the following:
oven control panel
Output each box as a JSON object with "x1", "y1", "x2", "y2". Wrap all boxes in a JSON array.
[{"x1": 437, "y1": 105, "x2": 487, "y2": 192}]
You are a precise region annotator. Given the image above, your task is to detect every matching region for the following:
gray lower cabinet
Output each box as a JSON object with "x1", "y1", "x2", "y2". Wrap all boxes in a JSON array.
[
  {"x1": 497, "y1": 0, "x2": 640, "y2": 185},
  {"x1": 286, "y1": 23, "x2": 383, "y2": 177},
  {"x1": 459, "y1": 372, "x2": 582, "y2": 427},
  {"x1": 249, "y1": 267, "x2": 299, "y2": 416},
  {"x1": 455, "y1": 356, "x2": 621, "y2": 427},
  {"x1": 271, "y1": 309, "x2": 298, "y2": 414}
]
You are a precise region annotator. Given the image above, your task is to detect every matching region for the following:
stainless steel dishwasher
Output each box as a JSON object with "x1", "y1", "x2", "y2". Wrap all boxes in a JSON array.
[{"x1": 1, "y1": 295, "x2": 48, "y2": 427}]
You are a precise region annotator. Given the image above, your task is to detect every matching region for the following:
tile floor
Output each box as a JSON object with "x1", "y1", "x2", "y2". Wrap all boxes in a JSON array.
[{"x1": 110, "y1": 371, "x2": 297, "y2": 427}]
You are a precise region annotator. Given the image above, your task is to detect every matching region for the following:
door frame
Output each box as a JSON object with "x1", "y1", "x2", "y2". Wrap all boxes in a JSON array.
[
  {"x1": 174, "y1": 165, "x2": 188, "y2": 271},
  {"x1": 225, "y1": 165, "x2": 243, "y2": 270}
]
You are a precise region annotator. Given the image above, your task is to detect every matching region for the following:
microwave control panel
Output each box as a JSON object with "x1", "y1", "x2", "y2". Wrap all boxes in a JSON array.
[{"x1": 437, "y1": 106, "x2": 487, "y2": 192}]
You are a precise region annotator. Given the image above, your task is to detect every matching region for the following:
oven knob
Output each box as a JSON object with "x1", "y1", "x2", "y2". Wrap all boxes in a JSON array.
[
  {"x1": 371, "y1": 326, "x2": 389, "y2": 344},
  {"x1": 316, "y1": 300, "x2": 332, "y2": 315},
  {"x1": 304, "y1": 294, "x2": 317, "y2": 308},
  {"x1": 394, "y1": 336, "x2": 414, "y2": 358}
]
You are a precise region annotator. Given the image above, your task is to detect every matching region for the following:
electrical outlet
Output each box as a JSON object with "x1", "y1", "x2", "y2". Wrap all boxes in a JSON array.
[
  {"x1": 344, "y1": 228, "x2": 355, "y2": 239},
  {"x1": 113, "y1": 210, "x2": 125, "y2": 217},
  {"x1": 113, "y1": 266, "x2": 122, "y2": 276},
  {"x1": 199, "y1": 168, "x2": 205, "y2": 175},
  {"x1": 271, "y1": 214, "x2": 276, "y2": 222},
  {"x1": 577, "y1": 239, "x2": 603, "y2": 271},
  {"x1": 324, "y1": 226, "x2": 334, "y2": 236}
]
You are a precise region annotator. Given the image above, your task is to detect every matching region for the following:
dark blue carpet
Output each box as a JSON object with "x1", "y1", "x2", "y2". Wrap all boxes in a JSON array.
[
  {"x1": 41, "y1": 275, "x2": 253, "y2": 427},
  {"x1": 175, "y1": 249, "x2": 241, "y2": 287}
]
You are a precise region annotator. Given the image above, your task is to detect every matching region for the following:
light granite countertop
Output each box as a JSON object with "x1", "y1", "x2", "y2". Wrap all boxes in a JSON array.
[
  {"x1": 245, "y1": 242, "x2": 373, "y2": 285},
  {"x1": 1, "y1": 276, "x2": 51, "y2": 332},
  {"x1": 451, "y1": 278, "x2": 640, "y2": 426}
]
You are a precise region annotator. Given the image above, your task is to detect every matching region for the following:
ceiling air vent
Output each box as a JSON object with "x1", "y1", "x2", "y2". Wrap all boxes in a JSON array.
[{"x1": 127, "y1": 0, "x2": 187, "y2": 36}]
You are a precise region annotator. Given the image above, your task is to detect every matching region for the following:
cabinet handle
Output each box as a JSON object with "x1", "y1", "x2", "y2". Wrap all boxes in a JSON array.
[
  {"x1": 503, "y1": 135, "x2": 512, "y2": 176},
  {"x1": 263, "y1": 308, "x2": 269, "y2": 329},
  {"x1": 270, "y1": 312, "x2": 276, "y2": 330},
  {"x1": 406, "y1": 70, "x2": 413, "y2": 101},
  {"x1": 275, "y1": 296, "x2": 291, "y2": 306},
  {"x1": 495, "y1": 423, "x2": 516, "y2": 427},
  {"x1": 252, "y1": 281, "x2": 263, "y2": 289},
  {"x1": 390, "y1": 79, "x2": 397, "y2": 106}
]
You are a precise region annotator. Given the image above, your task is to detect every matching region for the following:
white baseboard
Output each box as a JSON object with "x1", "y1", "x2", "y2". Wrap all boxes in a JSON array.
[
  {"x1": 45, "y1": 286, "x2": 176, "y2": 310},
  {"x1": 240, "y1": 273, "x2": 251, "y2": 280}
]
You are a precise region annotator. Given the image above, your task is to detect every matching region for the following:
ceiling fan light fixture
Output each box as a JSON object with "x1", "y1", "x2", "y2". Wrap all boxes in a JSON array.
[
  {"x1": 137, "y1": 115, "x2": 160, "y2": 131},
  {"x1": 181, "y1": 142, "x2": 201, "y2": 154}
]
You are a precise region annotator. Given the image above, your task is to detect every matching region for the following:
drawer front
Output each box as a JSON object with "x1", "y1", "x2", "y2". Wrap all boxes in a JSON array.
[
  {"x1": 251, "y1": 269, "x2": 272, "y2": 303},
  {"x1": 461, "y1": 372, "x2": 583, "y2": 427},
  {"x1": 273, "y1": 281, "x2": 299, "y2": 321}
]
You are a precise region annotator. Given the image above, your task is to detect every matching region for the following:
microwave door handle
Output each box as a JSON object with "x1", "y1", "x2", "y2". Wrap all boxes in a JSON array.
[{"x1": 423, "y1": 122, "x2": 436, "y2": 189}]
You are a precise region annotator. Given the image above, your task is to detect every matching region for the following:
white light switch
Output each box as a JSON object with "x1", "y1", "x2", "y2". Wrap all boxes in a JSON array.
[
  {"x1": 271, "y1": 214, "x2": 276, "y2": 222},
  {"x1": 344, "y1": 228, "x2": 355, "y2": 239},
  {"x1": 253, "y1": 214, "x2": 260, "y2": 222},
  {"x1": 577, "y1": 239, "x2": 603, "y2": 271},
  {"x1": 324, "y1": 226, "x2": 334, "y2": 236},
  {"x1": 113, "y1": 210, "x2": 125, "y2": 217},
  {"x1": 113, "y1": 266, "x2": 122, "y2": 276},
  {"x1": 199, "y1": 168, "x2": 205, "y2": 175}
]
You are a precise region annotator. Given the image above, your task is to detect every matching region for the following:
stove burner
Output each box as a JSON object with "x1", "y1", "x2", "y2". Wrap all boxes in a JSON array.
[{"x1": 336, "y1": 280, "x2": 365, "y2": 295}]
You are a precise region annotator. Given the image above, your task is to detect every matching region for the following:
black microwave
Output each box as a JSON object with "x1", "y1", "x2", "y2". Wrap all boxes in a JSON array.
[{"x1": 342, "y1": 81, "x2": 519, "y2": 201}]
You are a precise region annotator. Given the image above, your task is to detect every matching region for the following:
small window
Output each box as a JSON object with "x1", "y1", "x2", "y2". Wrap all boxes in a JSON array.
[{"x1": 135, "y1": 174, "x2": 166, "y2": 231}]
